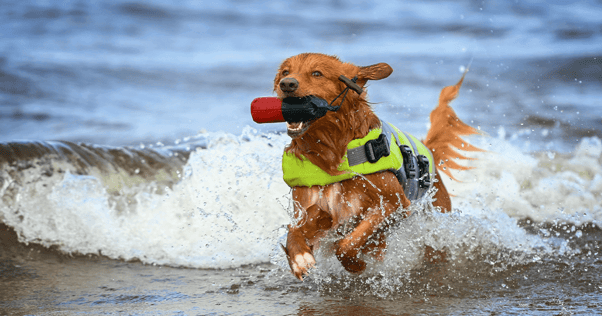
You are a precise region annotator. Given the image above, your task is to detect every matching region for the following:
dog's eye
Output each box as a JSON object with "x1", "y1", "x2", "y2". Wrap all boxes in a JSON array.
[
  {"x1": 282, "y1": 70, "x2": 289, "y2": 76},
  {"x1": 312, "y1": 71, "x2": 322, "y2": 77}
]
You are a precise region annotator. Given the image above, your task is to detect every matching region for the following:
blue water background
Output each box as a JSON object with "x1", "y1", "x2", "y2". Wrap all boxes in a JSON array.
[{"x1": 1, "y1": 0, "x2": 601, "y2": 151}]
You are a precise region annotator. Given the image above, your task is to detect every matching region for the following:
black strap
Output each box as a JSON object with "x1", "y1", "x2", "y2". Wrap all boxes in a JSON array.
[
  {"x1": 327, "y1": 76, "x2": 362, "y2": 111},
  {"x1": 338, "y1": 75, "x2": 363, "y2": 94},
  {"x1": 347, "y1": 132, "x2": 391, "y2": 167}
]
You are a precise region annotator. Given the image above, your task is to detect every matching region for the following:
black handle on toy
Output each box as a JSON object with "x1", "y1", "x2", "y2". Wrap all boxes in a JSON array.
[{"x1": 281, "y1": 96, "x2": 330, "y2": 122}]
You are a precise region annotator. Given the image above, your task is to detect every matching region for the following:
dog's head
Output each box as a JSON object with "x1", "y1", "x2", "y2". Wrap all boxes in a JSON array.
[{"x1": 274, "y1": 53, "x2": 393, "y2": 139}]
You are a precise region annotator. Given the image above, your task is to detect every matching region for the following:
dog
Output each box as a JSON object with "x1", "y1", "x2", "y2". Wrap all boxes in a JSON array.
[{"x1": 275, "y1": 53, "x2": 480, "y2": 280}]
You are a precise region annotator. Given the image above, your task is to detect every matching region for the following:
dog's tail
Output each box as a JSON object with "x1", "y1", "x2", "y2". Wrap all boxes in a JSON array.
[{"x1": 424, "y1": 72, "x2": 483, "y2": 181}]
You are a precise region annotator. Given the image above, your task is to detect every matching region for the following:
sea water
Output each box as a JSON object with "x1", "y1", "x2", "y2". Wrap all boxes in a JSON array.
[{"x1": 1, "y1": 0, "x2": 601, "y2": 314}]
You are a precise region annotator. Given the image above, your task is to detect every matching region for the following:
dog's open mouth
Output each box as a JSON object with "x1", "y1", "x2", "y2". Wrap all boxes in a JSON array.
[
  {"x1": 286, "y1": 121, "x2": 311, "y2": 138},
  {"x1": 278, "y1": 94, "x2": 338, "y2": 138},
  {"x1": 281, "y1": 95, "x2": 327, "y2": 139}
]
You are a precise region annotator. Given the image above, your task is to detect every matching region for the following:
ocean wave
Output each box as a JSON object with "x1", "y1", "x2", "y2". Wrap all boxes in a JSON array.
[{"x1": 1, "y1": 127, "x2": 600, "y2": 271}]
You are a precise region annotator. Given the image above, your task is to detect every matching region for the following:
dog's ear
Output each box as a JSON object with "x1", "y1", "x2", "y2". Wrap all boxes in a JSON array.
[{"x1": 357, "y1": 63, "x2": 393, "y2": 83}]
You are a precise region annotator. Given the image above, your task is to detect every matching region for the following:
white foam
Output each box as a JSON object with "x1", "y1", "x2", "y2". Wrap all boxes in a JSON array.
[
  {"x1": 1, "y1": 128, "x2": 291, "y2": 268},
  {"x1": 1, "y1": 130, "x2": 600, "y2": 269},
  {"x1": 447, "y1": 135, "x2": 602, "y2": 226}
]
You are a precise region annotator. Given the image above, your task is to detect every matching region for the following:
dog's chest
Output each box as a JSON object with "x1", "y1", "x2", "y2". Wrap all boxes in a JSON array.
[{"x1": 294, "y1": 183, "x2": 368, "y2": 225}]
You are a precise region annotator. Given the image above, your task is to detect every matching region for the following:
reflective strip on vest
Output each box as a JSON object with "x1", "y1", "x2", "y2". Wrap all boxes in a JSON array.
[
  {"x1": 282, "y1": 123, "x2": 433, "y2": 187},
  {"x1": 385, "y1": 122, "x2": 434, "y2": 175}
]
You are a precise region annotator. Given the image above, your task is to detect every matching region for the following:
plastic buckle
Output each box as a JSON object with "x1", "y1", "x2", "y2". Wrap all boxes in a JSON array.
[
  {"x1": 399, "y1": 145, "x2": 417, "y2": 179},
  {"x1": 365, "y1": 134, "x2": 390, "y2": 163},
  {"x1": 417, "y1": 155, "x2": 431, "y2": 188}
]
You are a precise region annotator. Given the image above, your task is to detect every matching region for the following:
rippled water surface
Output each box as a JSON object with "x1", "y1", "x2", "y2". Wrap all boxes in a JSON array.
[{"x1": 1, "y1": 0, "x2": 601, "y2": 314}]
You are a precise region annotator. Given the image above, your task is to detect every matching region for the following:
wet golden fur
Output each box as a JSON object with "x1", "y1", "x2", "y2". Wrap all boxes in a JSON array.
[{"x1": 275, "y1": 53, "x2": 480, "y2": 280}]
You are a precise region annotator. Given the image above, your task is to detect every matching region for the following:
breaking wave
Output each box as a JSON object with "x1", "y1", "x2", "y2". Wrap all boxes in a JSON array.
[{"x1": 1, "y1": 127, "x2": 600, "y2": 276}]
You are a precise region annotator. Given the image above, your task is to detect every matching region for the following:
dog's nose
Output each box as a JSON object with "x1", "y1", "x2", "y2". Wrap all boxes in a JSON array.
[{"x1": 279, "y1": 78, "x2": 299, "y2": 92}]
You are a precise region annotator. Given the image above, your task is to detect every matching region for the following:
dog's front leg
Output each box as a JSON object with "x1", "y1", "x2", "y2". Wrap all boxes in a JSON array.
[
  {"x1": 335, "y1": 199, "x2": 408, "y2": 273},
  {"x1": 284, "y1": 203, "x2": 333, "y2": 280}
]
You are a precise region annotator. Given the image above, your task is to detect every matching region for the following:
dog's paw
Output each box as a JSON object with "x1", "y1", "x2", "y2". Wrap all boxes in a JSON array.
[
  {"x1": 290, "y1": 252, "x2": 316, "y2": 280},
  {"x1": 281, "y1": 244, "x2": 315, "y2": 281}
]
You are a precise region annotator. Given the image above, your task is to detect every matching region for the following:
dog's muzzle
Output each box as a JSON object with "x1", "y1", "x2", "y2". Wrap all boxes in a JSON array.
[{"x1": 251, "y1": 75, "x2": 363, "y2": 125}]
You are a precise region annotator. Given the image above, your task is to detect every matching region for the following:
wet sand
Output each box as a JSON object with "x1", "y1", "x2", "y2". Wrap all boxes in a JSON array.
[{"x1": 2, "y1": 224, "x2": 600, "y2": 315}]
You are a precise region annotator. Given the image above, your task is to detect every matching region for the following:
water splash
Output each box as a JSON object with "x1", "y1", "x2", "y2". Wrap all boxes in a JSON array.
[
  {"x1": 269, "y1": 136, "x2": 600, "y2": 296},
  {"x1": 1, "y1": 131, "x2": 600, "y2": 273}
]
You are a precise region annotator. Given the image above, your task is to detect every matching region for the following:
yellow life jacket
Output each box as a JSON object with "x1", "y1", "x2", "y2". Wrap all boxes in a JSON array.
[{"x1": 282, "y1": 121, "x2": 434, "y2": 200}]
